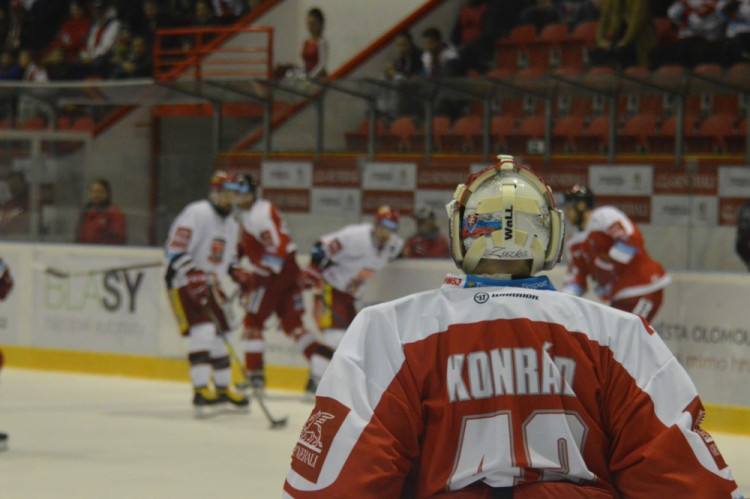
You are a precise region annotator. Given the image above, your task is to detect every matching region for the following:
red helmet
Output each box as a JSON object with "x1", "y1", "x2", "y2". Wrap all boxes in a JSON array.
[
  {"x1": 210, "y1": 170, "x2": 246, "y2": 192},
  {"x1": 375, "y1": 205, "x2": 399, "y2": 231}
]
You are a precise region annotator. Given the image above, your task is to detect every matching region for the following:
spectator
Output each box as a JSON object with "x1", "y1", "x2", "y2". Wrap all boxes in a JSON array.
[
  {"x1": 75, "y1": 178, "x2": 127, "y2": 245},
  {"x1": 192, "y1": 0, "x2": 222, "y2": 27},
  {"x1": 0, "y1": 171, "x2": 30, "y2": 237},
  {"x1": 137, "y1": 0, "x2": 178, "y2": 50},
  {"x1": 590, "y1": 0, "x2": 658, "y2": 69},
  {"x1": 650, "y1": 0, "x2": 725, "y2": 68},
  {"x1": 736, "y1": 198, "x2": 750, "y2": 270},
  {"x1": 111, "y1": 34, "x2": 152, "y2": 78},
  {"x1": 378, "y1": 30, "x2": 424, "y2": 120},
  {"x1": 520, "y1": 0, "x2": 599, "y2": 30},
  {"x1": 0, "y1": 50, "x2": 21, "y2": 79},
  {"x1": 402, "y1": 206, "x2": 450, "y2": 258},
  {"x1": 42, "y1": 46, "x2": 79, "y2": 80},
  {"x1": 719, "y1": 0, "x2": 750, "y2": 65},
  {"x1": 46, "y1": 0, "x2": 91, "y2": 64},
  {"x1": 284, "y1": 156, "x2": 741, "y2": 497},
  {"x1": 301, "y1": 7, "x2": 327, "y2": 78},
  {"x1": 211, "y1": 0, "x2": 244, "y2": 23},
  {"x1": 298, "y1": 205, "x2": 403, "y2": 393},
  {"x1": 450, "y1": 0, "x2": 525, "y2": 75},
  {"x1": 18, "y1": 48, "x2": 48, "y2": 81},
  {"x1": 80, "y1": 0, "x2": 121, "y2": 78},
  {"x1": 420, "y1": 26, "x2": 459, "y2": 78},
  {"x1": 562, "y1": 184, "x2": 671, "y2": 321},
  {"x1": 3, "y1": 1, "x2": 26, "y2": 54}
]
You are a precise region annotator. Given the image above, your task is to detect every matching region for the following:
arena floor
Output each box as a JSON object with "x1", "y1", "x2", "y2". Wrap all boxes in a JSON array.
[{"x1": 0, "y1": 368, "x2": 747, "y2": 498}]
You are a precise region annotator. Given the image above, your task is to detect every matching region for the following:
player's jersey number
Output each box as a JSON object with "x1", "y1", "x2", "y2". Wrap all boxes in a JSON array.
[{"x1": 448, "y1": 410, "x2": 594, "y2": 490}]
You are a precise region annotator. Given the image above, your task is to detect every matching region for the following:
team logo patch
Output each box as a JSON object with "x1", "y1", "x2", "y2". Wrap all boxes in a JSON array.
[
  {"x1": 291, "y1": 397, "x2": 350, "y2": 483},
  {"x1": 208, "y1": 238, "x2": 226, "y2": 264},
  {"x1": 474, "y1": 292, "x2": 489, "y2": 303},
  {"x1": 170, "y1": 227, "x2": 192, "y2": 251}
]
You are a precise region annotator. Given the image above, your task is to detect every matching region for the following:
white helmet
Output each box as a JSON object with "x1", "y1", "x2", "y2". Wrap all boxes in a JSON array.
[{"x1": 446, "y1": 155, "x2": 564, "y2": 276}]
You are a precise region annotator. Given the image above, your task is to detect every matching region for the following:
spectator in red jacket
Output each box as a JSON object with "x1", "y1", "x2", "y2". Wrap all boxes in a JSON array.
[
  {"x1": 47, "y1": 0, "x2": 91, "y2": 63},
  {"x1": 75, "y1": 178, "x2": 127, "y2": 245},
  {"x1": 403, "y1": 206, "x2": 450, "y2": 259}
]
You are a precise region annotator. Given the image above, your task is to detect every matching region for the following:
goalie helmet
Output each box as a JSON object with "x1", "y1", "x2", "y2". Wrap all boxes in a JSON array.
[
  {"x1": 446, "y1": 155, "x2": 564, "y2": 276},
  {"x1": 375, "y1": 205, "x2": 399, "y2": 231}
]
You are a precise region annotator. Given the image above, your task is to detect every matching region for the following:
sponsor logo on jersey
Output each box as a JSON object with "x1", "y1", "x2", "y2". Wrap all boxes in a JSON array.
[
  {"x1": 170, "y1": 227, "x2": 192, "y2": 251},
  {"x1": 291, "y1": 397, "x2": 350, "y2": 483},
  {"x1": 208, "y1": 238, "x2": 226, "y2": 264},
  {"x1": 474, "y1": 292, "x2": 489, "y2": 304},
  {"x1": 444, "y1": 276, "x2": 462, "y2": 286}
]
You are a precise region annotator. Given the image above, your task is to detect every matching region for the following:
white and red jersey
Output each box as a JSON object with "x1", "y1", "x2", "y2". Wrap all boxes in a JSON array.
[
  {"x1": 563, "y1": 206, "x2": 670, "y2": 302},
  {"x1": 164, "y1": 199, "x2": 239, "y2": 288},
  {"x1": 237, "y1": 199, "x2": 297, "y2": 275},
  {"x1": 284, "y1": 274, "x2": 741, "y2": 498},
  {"x1": 319, "y1": 223, "x2": 403, "y2": 299}
]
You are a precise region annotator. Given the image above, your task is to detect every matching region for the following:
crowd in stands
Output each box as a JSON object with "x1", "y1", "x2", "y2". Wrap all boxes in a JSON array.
[{"x1": 0, "y1": 0, "x2": 267, "y2": 82}]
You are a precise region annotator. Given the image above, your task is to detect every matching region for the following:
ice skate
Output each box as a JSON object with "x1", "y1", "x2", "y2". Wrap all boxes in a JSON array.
[
  {"x1": 192, "y1": 386, "x2": 220, "y2": 418},
  {"x1": 217, "y1": 385, "x2": 250, "y2": 411},
  {"x1": 303, "y1": 376, "x2": 319, "y2": 402},
  {"x1": 236, "y1": 370, "x2": 265, "y2": 393}
]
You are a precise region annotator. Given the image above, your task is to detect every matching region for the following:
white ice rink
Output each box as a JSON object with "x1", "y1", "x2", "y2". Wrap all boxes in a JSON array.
[{"x1": 0, "y1": 368, "x2": 748, "y2": 498}]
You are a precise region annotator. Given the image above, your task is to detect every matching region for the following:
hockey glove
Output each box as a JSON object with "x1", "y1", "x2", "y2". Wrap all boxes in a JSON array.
[
  {"x1": 229, "y1": 265, "x2": 255, "y2": 291},
  {"x1": 185, "y1": 269, "x2": 212, "y2": 305}
]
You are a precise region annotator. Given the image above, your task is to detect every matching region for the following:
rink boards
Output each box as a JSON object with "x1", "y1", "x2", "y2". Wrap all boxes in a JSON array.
[{"x1": 0, "y1": 242, "x2": 749, "y2": 433}]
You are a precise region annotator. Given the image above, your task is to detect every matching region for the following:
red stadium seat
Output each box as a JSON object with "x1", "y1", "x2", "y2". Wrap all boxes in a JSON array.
[
  {"x1": 495, "y1": 24, "x2": 537, "y2": 71},
  {"x1": 378, "y1": 116, "x2": 417, "y2": 152},
  {"x1": 505, "y1": 114, "x2": 546, "y2": 153},
  {"x1": 344, "y1": 119, "x2": 386, "y2": 152},
  {"x1": 574, "y1": 114, "x2": 611, "y2": 153},
  {"x1": 443, "y1": 115, "x2": 482, "y2": 153},
  {"x1": 491, "y1": 115, "x2": 517, "y2": 153},
  {"x1": 646, "y1": 114, "x2": 697, "y2": 153},
  {"x1": 551, "y1": 115, "x2": 585, "y2": 153},
  {"x1": 560, "y1": 21, "x2": 598, "y2": 71},
  {"x1": 618, "y1": 113, "x2": 658, "y2": 153},
  {"x1": 22, "y1": 116, "x2": 47, "y2": 130},
  {"x1": 72, "y1": 117, "x2": 96, "y2": 132},
  {"x1": 686, "y1": 114, "x2": 736, "y2": 153},
  {"x1": 725, "y1": 118, "x2": 747, "y2": 153},
  {"x1": 528, "y1": 23, "x2": 570, "y2": 72}
]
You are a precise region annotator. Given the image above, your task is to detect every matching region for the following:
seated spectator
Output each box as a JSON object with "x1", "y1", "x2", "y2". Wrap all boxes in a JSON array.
[
  {"x1": 0, "y1": 171, "x2": 30, "y2": 238},
  {"x1": 211, "y1": 0, "x2": 244, "y2": 23},
  {"x1": 402, "y1": 207, "x2": 450, "y2": 259},
  {"x1": 590, "y1": 0, "x2": 657, "y2": 69},
  {"x1": 377, "y1": 31, "x2": 424, "y2": 120},
  {"x1": 520, "y1": 0, "x2": 599, "y2": 31},
  {"x1": 43, "y1": 46, "x2": 80, "y2": 80},
  {"x1": 0, "y1": 50, "x2": 21, "y2": 80},
  {"x1": 18, "y1": 48, "x2": 48, "y2": 81},
  {"x1": 193, "y1": 0, "x2": 222, "y2": 28},
  {"x1": 720, "y1": 0, "x2": 750, "y2": 65},
  {"x1": 450, "y1": 0, "x2": 526, "y2": 75},
  {"x1": 75, "y1": 178, "x2": 127, "y2": 245},
  {"x1": 80, "y1": 0, "x2": 121, "y2": 78},
  {"x1": 111, "y1": 35, "x2": 152, "y2": 78},
  {"x1": 650, "y1": 0, "x2": 725, "y2": 68},
  {"x1": 421, "y1": 26, "x2": 459, "y2": 77},
  {"x1": 46, "y1": 0, "x2": 91, "y2": 64}
]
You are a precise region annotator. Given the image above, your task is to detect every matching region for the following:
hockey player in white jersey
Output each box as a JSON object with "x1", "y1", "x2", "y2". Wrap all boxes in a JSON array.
[
  {"x1": 299, "y1": 205, "x2": 404, "y2": 392},
  {"x1": 284, "y1": 156, "x2": 741, "y2": 498},
  {"x1": 0, "y1": 256, "x2": 12, "y2": 450},
  {"x1": 164, "y1": 171, "x2": 254, "y2": 411}
]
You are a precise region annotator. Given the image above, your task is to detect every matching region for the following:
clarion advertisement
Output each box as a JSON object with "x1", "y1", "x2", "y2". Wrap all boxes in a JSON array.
[
  {"x1": 595, "y1": 195, "x2": 651, "y2": 223},
  {"x1": 310, "y1": 188, "x2": 361, "y2": 215},
  {"x1": 263, "y1": 189, "x2": 311, "y2": 212},
  {"x1": 651, "y1": 195, "x2": 719, "y2": 227},
  {"x1": 361, "y1": 162, "x2": 416, "y2": 191},
  {"x1": 261, "y1": 161, "x2": 313, "y2": 189},
  {"x1": 589, "y1": 165, "x2": 653, "y2": 196},
  {"x1": 361, "y1": 191, "x2": 414, "y2": 214}
]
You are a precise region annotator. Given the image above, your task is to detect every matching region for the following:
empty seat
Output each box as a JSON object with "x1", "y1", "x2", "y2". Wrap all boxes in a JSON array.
[
  {"x1": 528, "y1": 23, "x2": 570, "y2": 72},
  {"x1": 378, "y1": 116, "x2": 417, "y2": 152},
  {"x1": 22, "y1": 116, "x2": 47, "y2": 130},
  {"x1": 344, "y1": 119, "x2": 386, "y2": 152},
  {"x1": 505, "y1": 114, "x2": 546, "y2": 153},
  {"x1": 686, "y1": 114, "x2": 736, "y2": 153},
  {"x1": 574, "y1": 114, "x2": 611, "y2": 153},
  {"x1": 495, "y1": 24, "x2": 537, "y2": 70},
  {"x1": 551, "y1": 115, "x2": 585, "y2": 153},
  {"x1": 443, "y1": 115, "x2": 482, "y2": 153},
  {"x1": 409, "y1": 116, "x2": 451, "y2": 152},
  {"x1": 560, "y1": 20, "x2": 598, "y2": 71},
  {"x1": 725, "y1": 118, "x2": 747, "y2": 153},
  {"x1": 491, "y1": 115, "x2": 517, "y2": 153},
  {"x1": 618, "y1": 113, "x2": 658, "y2": 153},
  {"x1": 72, "y1": 117, "x2": 96, "y2": 132},
  {"x1": 646, "y1": 114, "x2": 697, "y2": 153}
]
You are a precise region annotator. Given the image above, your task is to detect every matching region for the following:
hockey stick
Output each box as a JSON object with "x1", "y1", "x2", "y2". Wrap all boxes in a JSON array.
[
  {"x1": 39, "y1": 261, "x2": 163, "y2": 278},
  {"x1": 218, "y1": 332, "x2": 288, "y2": 429}
]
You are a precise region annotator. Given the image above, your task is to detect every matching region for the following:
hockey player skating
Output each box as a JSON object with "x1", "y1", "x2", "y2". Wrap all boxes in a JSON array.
[
  {"x1": 561, "y1": 184, "x2": 671, "y2": 321},
  {"x1": 402, "y1": 206, "x2": 450, "y2": 258},
  {"x1": 284, "y1": 156, "x2": 741, "y2": 497},
  {"x1": 233, "y1": 174, "x2": 332, "y2": 392},
  {"x1": 299, "y1": 205, "x2": 404, "y2": 393},
  {"x1": 0, "y1": 256, "x2": 13, "y2": 451},
  {"x1": 164, "y1": 171, "x2": 252, "y2": 413}
]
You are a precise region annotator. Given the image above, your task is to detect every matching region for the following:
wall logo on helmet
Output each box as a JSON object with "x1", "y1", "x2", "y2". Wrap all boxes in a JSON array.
[
  {"x1": 474, "y1": 292, "x2": 489, "y2": 304},
  {"x1": 504, "y1": 207, "x2": 514, "y2": 240}
]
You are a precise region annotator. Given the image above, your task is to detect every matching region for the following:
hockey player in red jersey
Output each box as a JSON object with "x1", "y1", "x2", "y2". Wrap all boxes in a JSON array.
[
  {"x1": 284, "y1": 155, "x2": 741, "y2": 498},
  {"x1": 233, "y1": 174, "x2": 332, "y2": 392},
  {"x1": 561, "y1": 185, "x2": 671, "y2": 321},
  {"x1": 164, "y1": 171, "x2": 251, "y2": 412},
  {"x1": 299, "y1": 204, "x2": 404, "y2": 393},
  {"x1": 0, "y1": 256, "x2": 13, "y2": 451},
  {"x1": 402, "y1": 206, "x2": 450, "y2": 259}
]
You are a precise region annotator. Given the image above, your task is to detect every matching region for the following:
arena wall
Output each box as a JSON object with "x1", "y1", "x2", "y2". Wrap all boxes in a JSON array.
[{"x1": 1, "y1": 242, "x2": 749, "y2": 433}]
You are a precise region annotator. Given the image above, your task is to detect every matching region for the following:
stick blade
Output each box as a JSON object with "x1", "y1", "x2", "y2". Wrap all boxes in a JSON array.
[
  {"x1": 270, "y1": 416, "x2": 289, "y2": 429},
  {"x1": 44, "y1": 267, "x2": 71, "y2": 278}
]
